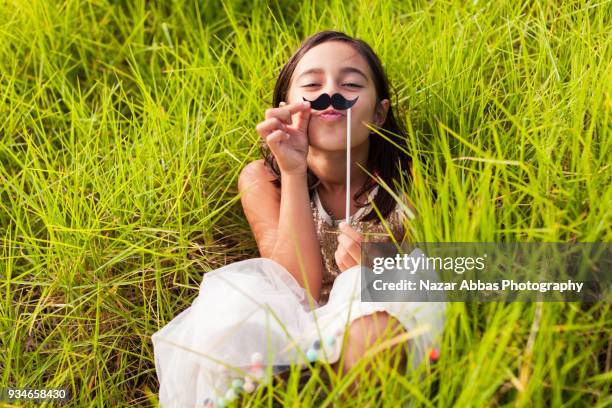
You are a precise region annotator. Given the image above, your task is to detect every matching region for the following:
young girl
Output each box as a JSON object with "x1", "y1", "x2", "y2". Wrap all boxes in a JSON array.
[{"x1": 152, "y1": 30, "x2": 446, "y2": 407}]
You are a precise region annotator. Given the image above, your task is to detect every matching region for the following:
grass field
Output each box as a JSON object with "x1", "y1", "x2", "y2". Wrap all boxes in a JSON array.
[{"x1": 1, "y1": 0, "x2": 610, "y2": 406}]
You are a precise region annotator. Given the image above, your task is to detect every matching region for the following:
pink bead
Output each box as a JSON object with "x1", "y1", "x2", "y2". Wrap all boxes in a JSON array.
[
  {"x1": 250, "y1": 361, "x2": 264, "y2": 371},
  {"x1": 243, "y1": 380, "x2": 255, "y2": 393},
  {"x1": 252, "y1": 368, "x2": 264, "y2": 380}
]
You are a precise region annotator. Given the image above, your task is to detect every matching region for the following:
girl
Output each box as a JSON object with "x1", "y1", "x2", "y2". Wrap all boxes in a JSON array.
[{"x1": 152, "y1": 30, "x2": 446, "y2": 407}]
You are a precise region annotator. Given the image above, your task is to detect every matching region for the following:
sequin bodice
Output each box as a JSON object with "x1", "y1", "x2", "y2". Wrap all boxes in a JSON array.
[{"x1": 310, "y1": 185, "x2": 406, "y2": 306}]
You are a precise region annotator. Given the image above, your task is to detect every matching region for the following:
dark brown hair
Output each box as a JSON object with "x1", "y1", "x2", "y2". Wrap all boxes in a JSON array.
[{"x1": 261, "y1": 30, "x2": 411, "y2": 222}]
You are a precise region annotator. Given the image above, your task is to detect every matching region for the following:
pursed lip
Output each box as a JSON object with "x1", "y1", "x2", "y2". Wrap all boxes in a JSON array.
[{"x1": 316, "y1": 108, "x2": 344, "y2": 120}]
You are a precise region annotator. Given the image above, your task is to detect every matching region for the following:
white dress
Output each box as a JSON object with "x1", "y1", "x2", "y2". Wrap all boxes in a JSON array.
[{"x1": 151, "y1": 188, "x2": 447, "y2": 408}]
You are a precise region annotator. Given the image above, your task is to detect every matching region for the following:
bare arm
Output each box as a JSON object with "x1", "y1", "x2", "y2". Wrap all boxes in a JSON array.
[{"x1": 238, "y1": 161, "x2": 324, "y2": 304}]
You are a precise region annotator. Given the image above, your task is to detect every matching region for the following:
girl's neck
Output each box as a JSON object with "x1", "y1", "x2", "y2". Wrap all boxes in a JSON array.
[{"x1": 307, "y1": 140, "x2": 370, "y2": 195}]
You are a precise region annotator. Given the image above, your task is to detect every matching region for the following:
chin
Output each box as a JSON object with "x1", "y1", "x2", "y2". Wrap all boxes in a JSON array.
[
  {"x1": 308, "y1": 140, "x2": 346, "y2": 152},
  {"x1": 306, "y1": 126, "x2": 334, "y2": 143},
  {"x1": 309, "y1": 131, "x2": 369, "y2": 152}
]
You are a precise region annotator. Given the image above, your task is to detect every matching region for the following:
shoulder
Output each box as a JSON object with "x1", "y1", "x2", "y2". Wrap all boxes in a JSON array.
[
  {"x1": 238, "y1": 159, "x2": 272, "y2": 184},
  {"x1": 238, "y1": 160, "x2": 279, "y2": 195}
]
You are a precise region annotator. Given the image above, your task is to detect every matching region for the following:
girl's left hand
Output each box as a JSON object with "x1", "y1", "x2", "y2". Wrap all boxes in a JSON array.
[{"x1": 334, "y1": 222, "x2": 364, "y2": 272}]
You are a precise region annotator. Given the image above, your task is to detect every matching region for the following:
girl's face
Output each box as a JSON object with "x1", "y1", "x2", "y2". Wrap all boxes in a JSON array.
[{"x1": 286, "y1": 41, "x2": 389, "y2": 151}]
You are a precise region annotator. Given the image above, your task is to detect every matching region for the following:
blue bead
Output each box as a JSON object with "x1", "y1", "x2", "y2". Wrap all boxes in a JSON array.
[
  {"x1": 306, "y1": 348, "x2": 318, "y2": 362},
  {"x1": 326, "y1": 336, "x2": 335, "y2": 346},
  {"x1": 313, "y1": 339, "x2": 321, "y2": 350}
]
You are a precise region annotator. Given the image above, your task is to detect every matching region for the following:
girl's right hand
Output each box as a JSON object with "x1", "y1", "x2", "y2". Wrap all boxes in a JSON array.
[{"x1": 256, "y1": 101, "x2": 311, "y2": 175}]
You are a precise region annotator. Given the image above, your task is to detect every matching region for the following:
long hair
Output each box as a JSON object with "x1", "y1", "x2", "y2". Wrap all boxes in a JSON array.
[{"x1": 261, "y1": 30, "x2": 411, "y2": 222}]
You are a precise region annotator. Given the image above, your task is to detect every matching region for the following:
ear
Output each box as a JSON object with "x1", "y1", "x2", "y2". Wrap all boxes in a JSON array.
[{"x1": 374, "y1": 99, "x2": 390, "y2": 127}]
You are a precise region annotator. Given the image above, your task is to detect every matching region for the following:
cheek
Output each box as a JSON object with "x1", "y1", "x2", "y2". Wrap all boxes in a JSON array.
[
  {"x1": 288, "y1": 94, "x2": 301, "y2": 105},
  {"x1": 285, "y1": 85, "x2": 303, "y2": 105},
  {"x1": 352, "y1": 102, "x2": 377, "y2": 131}
]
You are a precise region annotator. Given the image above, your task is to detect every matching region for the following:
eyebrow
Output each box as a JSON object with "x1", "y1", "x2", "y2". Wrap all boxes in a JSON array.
[{"x1": 296, "y1": 67, "x2": 369, "y2": 82}]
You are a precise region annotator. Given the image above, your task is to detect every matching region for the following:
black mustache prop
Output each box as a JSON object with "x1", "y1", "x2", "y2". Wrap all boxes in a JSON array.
[{"x1": 302, "y1": 93, "x2": 359, "y2": 110}]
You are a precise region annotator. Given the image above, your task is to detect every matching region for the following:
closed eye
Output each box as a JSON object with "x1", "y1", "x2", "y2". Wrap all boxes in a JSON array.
[
  {"x1": 301, "y1": 83, "x2": 319, "y2": 87},
  {"x1": 343, "y1": 83, "x2": 363, "y2": 88}
]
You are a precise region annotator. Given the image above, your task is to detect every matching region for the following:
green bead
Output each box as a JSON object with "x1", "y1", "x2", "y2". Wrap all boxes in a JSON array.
[
  {"x1": 225, "y1": 388, "x2": 236, "y2": 401},
  {"x1": 232, "y1": 378, "x2": 244, "y2": 390}
]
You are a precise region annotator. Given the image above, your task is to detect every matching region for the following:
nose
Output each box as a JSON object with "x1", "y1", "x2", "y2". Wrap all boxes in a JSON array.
[{"x1": 322, "y1": 77, "x2": 341, "y2": 96}]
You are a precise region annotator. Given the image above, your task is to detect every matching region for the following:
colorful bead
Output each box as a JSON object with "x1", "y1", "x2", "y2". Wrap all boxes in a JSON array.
[
  {"x1": 429, "y1": 347, "x2": 440, "y2": 362},
  {"x1": 217, "y1": 397, "x2": 226, "y2": 408},
  {"x1": 232, "y1": 378, "x2": 244, "y2": 390},
  {"x1": 225, "y1": 388, "x2": 236, "y2": 401},
  {"x1": 250, "y1": 352, "x2": 263, "y2": 365},
  {"x1": 243, "y1": 380, "x2": 255, "y2": 393},
  {"x1": 313, "y1": 339, "x2": 321, "y2": 350},
  {"x1": 326, "y1": 336, "x2": 336, "y2": 346},
  {"x1": 306, "y1": 348, "x2": 318, "y2": 362},
  {"x1": 250, "y1": 362, "x2": 263, "y2": 372},
  {"x1": 252, "y1": 367, "x2": 264, "y2": 380},
  {"x1": 202, "y1": 397, "x2": 215, "y2": 407}
]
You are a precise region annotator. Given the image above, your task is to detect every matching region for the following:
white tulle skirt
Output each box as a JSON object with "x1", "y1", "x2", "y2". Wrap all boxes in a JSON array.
[{"x1": 152, "y1": 254, "x2": 446, "y2": 407}]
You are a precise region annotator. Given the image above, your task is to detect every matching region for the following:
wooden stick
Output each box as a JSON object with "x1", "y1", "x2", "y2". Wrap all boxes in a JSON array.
[{"x1": 345, "y1": 107, "x2": 351, "y2": 224}]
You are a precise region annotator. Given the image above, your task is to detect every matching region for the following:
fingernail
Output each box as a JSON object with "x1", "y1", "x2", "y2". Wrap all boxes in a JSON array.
[{"x1": 303, "y1": 101, "x2": 310, "y2": 107}]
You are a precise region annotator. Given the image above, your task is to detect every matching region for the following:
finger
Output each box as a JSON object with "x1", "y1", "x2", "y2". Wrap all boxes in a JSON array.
[
  {"x1": 338, "y1": 233, "x2": 361, "y2": 263},
  {"x1": 265, "y1": 129, "x2": 289, "y2": 153},
  {"x1": 338, "y1": 222, "x2": 363, "y2": 243},
  {"x1": 339, "y1": 252, "x2": 355, "y2": 271},
  {"x1": 336, "y1": 247, "x2": 356, "y2": 271},
  {"x1": 265, "y1": 101, "x2": 311, "y2": 124},
  {"x1": 283, "y1": 100, "x2": 310, "y2": 114},
  {"x1": 338, "y1": 235, "x2": 361, "y2": 264},
  {"x1": 256, "y1": 117, "x2": 288, "y2": 139},
  {"x1": 290, "y1": 104, "x2": 311, "y2": 136},
  {"x1": 266, "y1": 129, "x2": 289, "y2": 143},
  {"x1": 334, "y1": 249, "x2": 347, "y2": 272}
]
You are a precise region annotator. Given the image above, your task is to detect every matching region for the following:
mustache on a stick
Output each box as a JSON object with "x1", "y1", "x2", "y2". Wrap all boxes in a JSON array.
[{"x1": 302, "y1": 93, "x2": 359, "y2": 110}]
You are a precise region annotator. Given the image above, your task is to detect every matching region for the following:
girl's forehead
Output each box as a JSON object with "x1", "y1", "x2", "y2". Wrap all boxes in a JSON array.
[{"x1": 293, "y1": 41, "x2": 372, "y2": 80}]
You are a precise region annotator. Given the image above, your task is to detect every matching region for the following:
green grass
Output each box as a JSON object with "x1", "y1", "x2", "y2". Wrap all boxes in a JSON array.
[{"x1": 0, "y1": 0, "x2": 610, "y2": 406}]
